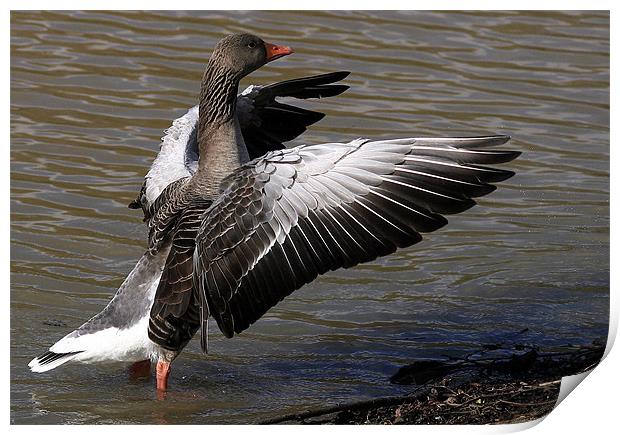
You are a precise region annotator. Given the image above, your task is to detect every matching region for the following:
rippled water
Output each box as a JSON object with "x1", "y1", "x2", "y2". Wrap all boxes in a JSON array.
[{"x1": 11, "y1": 11, "x2": 609, "y2": 424}]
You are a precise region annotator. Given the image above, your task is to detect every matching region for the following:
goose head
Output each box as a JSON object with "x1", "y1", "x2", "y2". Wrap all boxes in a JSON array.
[{"x1": 210, "y1": 33, "x2": 294, "y2": 79}]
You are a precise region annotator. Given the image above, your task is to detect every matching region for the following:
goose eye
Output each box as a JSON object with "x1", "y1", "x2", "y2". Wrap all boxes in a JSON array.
[{"x1": 248, "y1": 42, "x2": 256, "y2": 48}]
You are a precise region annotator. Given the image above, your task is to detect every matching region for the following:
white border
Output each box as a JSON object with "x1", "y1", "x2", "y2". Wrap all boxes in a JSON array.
[{"x1": 6, "y1": 2, "x2": 615, "y2": 433}]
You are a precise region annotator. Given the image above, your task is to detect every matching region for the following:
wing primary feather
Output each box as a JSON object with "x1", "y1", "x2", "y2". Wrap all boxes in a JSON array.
[
  {"x1": 304, "y1": 210, "x2": 339, "y2": 264},
  {"x1": 272, "y1": 242, "x2": 301, "y2": 289},
  {"x1": 295, "y1": 219, "x2": 332, "y2": 274},
  {"x1": 330, "y1": 206, "x2": 386, "y2": 257},
  {"x1": 394, "y1": 166, "x2": 496, "y2": 197},
  {"x1": 353, "y1": 197, "x2": 413, "y2": 238},
  {"x1": 280, "y1": 230, "x2": 311, "y2": 285},
  {"x1": 287, "y1": 225, "x2": 319, "y2": 282},
  {"x1": 322, "y1": 207, "x2": 369, "y2": 263},
  {"x1": 354, "y1": 197, "x2": 422, "y2": 248},
  {"x1": 314, "y1": 210, "x2": 354, "y2": 266},
  {"x1": 404, "y1": 156, "x2": 516, "y2": 183},
  {"x1": 337, "y1": 204, "x2": 388, "y2": 247},
  {"x1": 410, "y1": 146, "x2": 521, "y2": 164},
  {"x1": 381, "y1": 175, "x2": 467, "y2": 202}
]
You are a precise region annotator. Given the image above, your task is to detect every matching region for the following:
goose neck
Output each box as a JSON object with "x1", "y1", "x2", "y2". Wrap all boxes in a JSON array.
[
  {"x1": 198, "y1": 60, "x2": 240, "y2": 133},
  {"x1": 194, "y1": 60, "x2": 249, "y2": 194}
]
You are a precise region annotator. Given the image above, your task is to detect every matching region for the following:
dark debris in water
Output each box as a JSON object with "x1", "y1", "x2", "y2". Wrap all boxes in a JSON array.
[
  {"x1": 390, "y1": 345, "x2": 540, "y2": 386},
  {"x1": 43, "y1": 319, "x2": 68, "y2": 327},
  {"x1": 261, "y1": 340, "x2": 605, "y2": 425}
]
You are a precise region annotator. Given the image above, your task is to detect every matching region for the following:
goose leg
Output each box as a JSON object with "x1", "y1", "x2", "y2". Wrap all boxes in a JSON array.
[
  {"x1": 154, "y1": 347, "x2": 181, "y2": 396},
  {"x1": 156, "y1": 360, "x2": 171, "y2": 391}
]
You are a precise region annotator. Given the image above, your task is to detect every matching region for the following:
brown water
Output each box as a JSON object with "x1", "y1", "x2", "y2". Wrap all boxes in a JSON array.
[{"x1": 11, "y1": 10, "x2": 609, "y2": 424}]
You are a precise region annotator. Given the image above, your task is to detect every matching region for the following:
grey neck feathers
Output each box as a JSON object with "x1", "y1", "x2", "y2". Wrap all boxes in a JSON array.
[
  {"x1": 195, "y1": 58, "x2": 250, "y2": 197},
  {"x1": 198, "y1": 59, "x2": 239, "y2": 130}
]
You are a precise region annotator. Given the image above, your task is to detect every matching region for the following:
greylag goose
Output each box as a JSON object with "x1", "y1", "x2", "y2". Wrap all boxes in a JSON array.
[
  {"x1": 28, "y1": 36, "x2": 348, "y2": 375},
  {"x1": 31, "y1": 34, "x2": 520, "y2": 394}
]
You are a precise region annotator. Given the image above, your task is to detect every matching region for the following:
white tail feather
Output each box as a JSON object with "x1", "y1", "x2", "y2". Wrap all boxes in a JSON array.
[{"x1": 28, "y1": 351, "x2": 81, "y2": 373}]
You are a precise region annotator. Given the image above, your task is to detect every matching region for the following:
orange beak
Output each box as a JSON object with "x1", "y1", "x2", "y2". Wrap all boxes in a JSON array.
[{"x1": 264, "y1": 42, "x2": 294, "y2": 62}]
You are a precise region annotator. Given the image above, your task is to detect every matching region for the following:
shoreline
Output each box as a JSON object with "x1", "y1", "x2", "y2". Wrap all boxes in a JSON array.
[{"x1": 262, "y1": 341, "x2": 604, "y2": 425}]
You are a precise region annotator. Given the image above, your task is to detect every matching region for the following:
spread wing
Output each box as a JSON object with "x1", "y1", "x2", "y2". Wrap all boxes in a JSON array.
[
  {"x1": 193, "y1": 136, "x2": 520, "y2": 339},
  {"x1": 237, "y1": 71, "x2": 350, "y2": 157}
]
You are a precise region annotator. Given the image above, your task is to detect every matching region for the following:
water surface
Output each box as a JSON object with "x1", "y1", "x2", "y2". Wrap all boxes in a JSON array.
[{"x1": 11, "y1": 10, "x2": 609, "y2": 424}]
